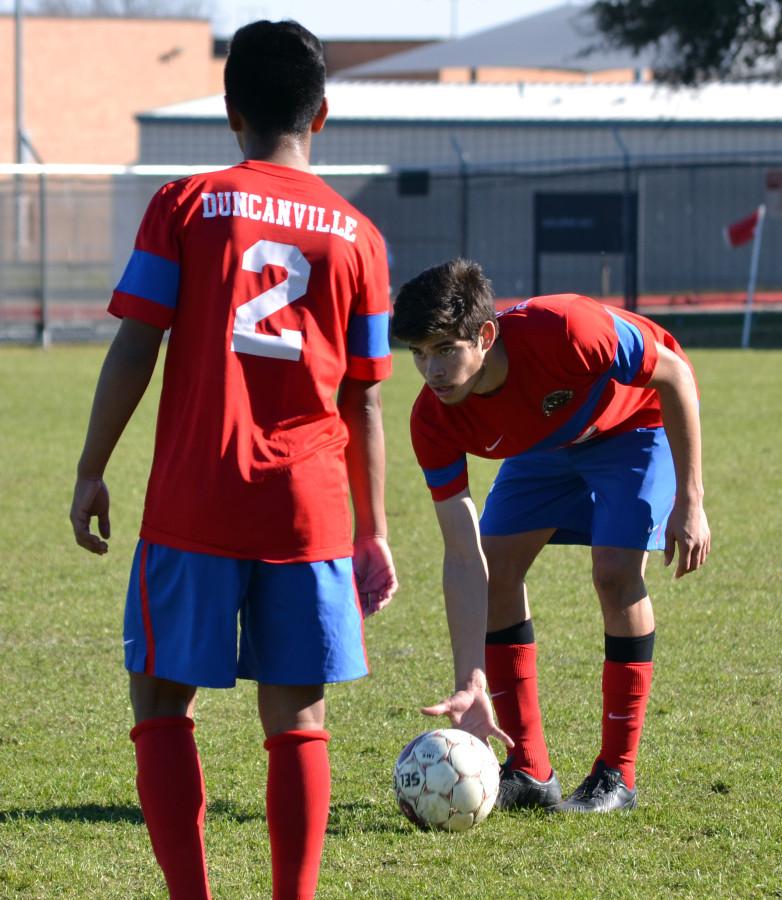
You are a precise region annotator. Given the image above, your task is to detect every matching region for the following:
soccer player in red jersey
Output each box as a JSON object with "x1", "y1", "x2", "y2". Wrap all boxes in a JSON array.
[
  {"x1": 70, "y1": 21, "x2": 397, "y2": 897},
  {"x1": 391, "y1": 259, "x2": 710, "y2": 813}
]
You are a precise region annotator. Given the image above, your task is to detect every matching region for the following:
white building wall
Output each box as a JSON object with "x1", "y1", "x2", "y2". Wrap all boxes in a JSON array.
[{"x1": 138, "y1": 119, "x2": 782, "y2": 169}]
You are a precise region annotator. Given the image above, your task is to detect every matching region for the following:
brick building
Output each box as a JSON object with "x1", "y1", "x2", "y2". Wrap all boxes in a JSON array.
[
  {"x1": 0, "y1": 14, "x2": 226, "y2": 164},
  {"x1": 0, "y1": 15, "x2": 435, "y2": 165}
]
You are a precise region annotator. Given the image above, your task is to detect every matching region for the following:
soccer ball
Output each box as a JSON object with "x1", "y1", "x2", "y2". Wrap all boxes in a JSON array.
[{"x1": 392, "y1": 728, "x2": 500, "y2": 832}]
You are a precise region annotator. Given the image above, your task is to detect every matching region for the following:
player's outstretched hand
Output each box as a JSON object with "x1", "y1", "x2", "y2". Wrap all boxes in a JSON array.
[
  {"x1": 70, "y1": 476, "x2": 111, "y2": 555},
  {"x1": 353, "y1": 535, "x2": 398, "y2": 618},
  {"x1": 664, "y1": 498, "x2": 710, "y2": 578},
  {"x1": 422, "y1": 688, "x2": 514, "y2": 749}
]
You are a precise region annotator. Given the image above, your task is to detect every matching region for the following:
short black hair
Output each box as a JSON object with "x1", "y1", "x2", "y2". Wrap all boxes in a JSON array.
[
  {"x1": 391, "y1": 259, "x2": 497, "y2": 344},
  {"x1": 224, "y1": 20, "x2": 326, "y2": 138}
]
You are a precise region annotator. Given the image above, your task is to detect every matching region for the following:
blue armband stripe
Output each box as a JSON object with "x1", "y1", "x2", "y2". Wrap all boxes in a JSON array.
[
  {"x1": 348, "y1": 312, "x2": 391, "y2": 359},
  {"x1": 422, "y1": 456, "x2": 467, "y2": 489},
  {"x1": 608, "y1": 312, "x2": 644, "y2": 385},
  {"x1": 116, "y1": 249, "x2": 180, "y2": 309}
]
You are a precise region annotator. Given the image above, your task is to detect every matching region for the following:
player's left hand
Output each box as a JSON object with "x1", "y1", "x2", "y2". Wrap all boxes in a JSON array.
[
  {"x1": 664, "y1": 498, "x2": 710, "y2": 578},
  {"x1": 352, "y1": 535, "x2": 398, "y2": 618},
  {"x1": 422, "y1": 688, "x2": 514, "y2": 749},
  {"x1": 70, "y1": 475, "x2": 111, "y2": 555}
]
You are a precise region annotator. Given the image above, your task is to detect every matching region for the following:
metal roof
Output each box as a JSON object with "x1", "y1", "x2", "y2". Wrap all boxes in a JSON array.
[
  {"x1": 140, "y1": 81, "x2": 782, "y2": 125},
  {"x1": 335, "y1": 3, "x2": 658, "y2": 76}
]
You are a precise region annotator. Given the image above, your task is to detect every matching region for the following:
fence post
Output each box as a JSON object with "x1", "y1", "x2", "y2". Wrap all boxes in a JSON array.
[
  {"x1": 741, "y1": 204, "x2": 766, "y2": 350},
  {"x1": 450, "y1": 138, "x2": 469, "y2": 259},
  {"x1": 611, "y1": 128, "x2": 638, "y2": 311},
  {"x1": 38, "y1": 171, "x2": 50, "y2": 348}
]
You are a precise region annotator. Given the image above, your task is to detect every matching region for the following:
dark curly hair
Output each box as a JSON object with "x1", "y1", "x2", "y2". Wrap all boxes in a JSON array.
[{"x1": 391, "y1": 258, "x2": 497, "y2": 344}]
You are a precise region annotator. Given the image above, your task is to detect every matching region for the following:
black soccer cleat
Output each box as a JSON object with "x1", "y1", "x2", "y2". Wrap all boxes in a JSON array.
[
  {"x1": 495, "y1": 761, "x2": 562, "y2": 810},
  {"x1": 552, "y1": 760, "x2": 637, "y2": 813}
]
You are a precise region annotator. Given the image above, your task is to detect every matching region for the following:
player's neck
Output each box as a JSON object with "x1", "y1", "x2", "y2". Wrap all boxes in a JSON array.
[
  {"x1": 242, "y1": 132, "x2": 313, "y2": 172},
  {"x1": 473, "y1": 338, "x2": 508, "y2": 396}
]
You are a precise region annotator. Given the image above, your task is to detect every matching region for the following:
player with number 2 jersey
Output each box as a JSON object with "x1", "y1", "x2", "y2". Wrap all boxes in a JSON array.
[{"x1": 70, "y1": 20, "x2": 397, "y2": 900}]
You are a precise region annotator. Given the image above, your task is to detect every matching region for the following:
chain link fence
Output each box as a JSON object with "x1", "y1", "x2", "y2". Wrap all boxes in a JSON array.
[{"x1": 2, "y1": 159, "x2": 781, "y2": 344}]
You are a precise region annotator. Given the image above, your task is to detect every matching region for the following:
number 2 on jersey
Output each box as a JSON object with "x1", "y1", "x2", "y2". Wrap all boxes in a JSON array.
[{"x1": 231, "y1": 239, "x2": 311, "y2": 361}]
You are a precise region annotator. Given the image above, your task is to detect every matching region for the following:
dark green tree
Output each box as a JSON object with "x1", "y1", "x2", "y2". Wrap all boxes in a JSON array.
[{"x1": 589, "y1": 0, "x2": 782, "y2": 84}]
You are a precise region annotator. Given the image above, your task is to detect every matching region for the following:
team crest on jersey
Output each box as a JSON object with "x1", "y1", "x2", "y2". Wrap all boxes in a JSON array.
[{"x1": 542, "y1": 389, "x2": 574, "y2": 416}]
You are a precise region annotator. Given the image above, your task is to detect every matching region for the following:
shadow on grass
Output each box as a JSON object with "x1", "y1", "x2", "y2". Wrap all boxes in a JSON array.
[
  {"x1": 205, "y1": 799, "x2": 263, "y2": 823},
  {"x1": 0, "y1": 801, "x2": 402, "y2": 833},
  {"x1": 0, "y1": 800, "x2": 263, "y2": 826},
  {"x1": 0, "y1": 804, "x2": 144, "y2": 824}
]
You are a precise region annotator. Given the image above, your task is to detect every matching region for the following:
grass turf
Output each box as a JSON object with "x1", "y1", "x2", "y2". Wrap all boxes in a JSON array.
[{"x1": 0, "y1": 345, "x2": 780, "y2": 898}]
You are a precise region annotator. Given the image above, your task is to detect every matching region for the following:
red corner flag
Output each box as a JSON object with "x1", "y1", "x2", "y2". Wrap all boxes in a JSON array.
[{"x1": 724, "y1": 208, "x2": 761, "y2": 248}]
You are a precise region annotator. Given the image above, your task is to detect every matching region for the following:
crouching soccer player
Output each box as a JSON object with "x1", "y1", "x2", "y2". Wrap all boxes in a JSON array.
[
  {"x1": 391, "y1": 259, "x2": 710, "y2": 813},
  {"x1": 70, "y1": 20, "x2": 397, "y2": 898}
]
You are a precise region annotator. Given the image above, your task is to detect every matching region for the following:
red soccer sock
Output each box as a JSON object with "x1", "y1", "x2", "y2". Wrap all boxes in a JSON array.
[
  {"x1": 485, "y1": 642, "x2": 552, "y2": 781},
  {"x1": 597, "y1": 660, "x2": 654, "y2": 789},
  {"x1": 264, "y1": 729, "x2": 331, "y2": 900},
  {"x1": 130, "y1": 716, "x2": 210, "y2": 900}
]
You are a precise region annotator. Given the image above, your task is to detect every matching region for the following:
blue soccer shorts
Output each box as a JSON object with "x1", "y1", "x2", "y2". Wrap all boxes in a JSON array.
[
  {"x1": 479, "y1": 427, "x2": 675, "y2": 550},
  {"x1": 123, "y1": 542, "x2": 368, "y2": 689}
]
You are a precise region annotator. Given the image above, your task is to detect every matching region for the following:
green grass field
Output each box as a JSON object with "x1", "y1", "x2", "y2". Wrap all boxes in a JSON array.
[{"x1": 1, "y1": 345, "x2": 780, "y2": 899}]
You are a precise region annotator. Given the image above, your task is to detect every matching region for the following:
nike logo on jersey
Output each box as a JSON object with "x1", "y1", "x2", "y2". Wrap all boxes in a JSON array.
[
  {"x1": 607, "y1": 712, "x2": 634, "y2": 720},
  {"x1": 485, "y1": 436, "x2": 503, "y2": 451},
  {"x1": 489, "y1": 690, "x2": 508, "y2": 699}
]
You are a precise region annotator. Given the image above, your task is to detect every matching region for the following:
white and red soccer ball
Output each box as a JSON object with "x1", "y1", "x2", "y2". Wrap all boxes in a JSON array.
[{"x1": 393, "y1": 728, "x2": 500, "y2": 832}]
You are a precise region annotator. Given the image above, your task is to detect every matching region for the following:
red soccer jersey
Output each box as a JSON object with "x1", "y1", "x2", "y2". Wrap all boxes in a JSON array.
[
  {"x1": 411, "y1": 294, "x2": 693, "y2": 501},
  {"x1": 109, "y1": 160, "x2": 392, "y2": 561}
]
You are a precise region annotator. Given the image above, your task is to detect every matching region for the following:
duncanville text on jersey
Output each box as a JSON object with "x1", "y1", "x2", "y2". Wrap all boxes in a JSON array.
[{"x1": 201, "y1": 191, "x2": 359, "y2": 243}]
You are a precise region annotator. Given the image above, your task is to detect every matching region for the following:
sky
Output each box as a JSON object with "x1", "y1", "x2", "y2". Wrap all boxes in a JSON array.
[
  {"x1": 0, "y1": 1, "x2": 579, "y2": 39},
  {"x1": 209, "y1": 0, "x2": 573, "y2": 39}
]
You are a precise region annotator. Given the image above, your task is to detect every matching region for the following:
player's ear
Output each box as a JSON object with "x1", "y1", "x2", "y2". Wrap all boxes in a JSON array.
[
  {"x1": 479, "y1": 320, "x2": 497, "y2": 352},
  {"x1": 224, "y1": 96, "x2": 243, "y2": 133},
  {"x1": 311, "y1": 97, "x2": 328, "y2": 134}
]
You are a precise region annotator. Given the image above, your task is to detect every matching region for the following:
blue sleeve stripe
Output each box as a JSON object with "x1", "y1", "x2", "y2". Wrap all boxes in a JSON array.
[
  {"x1": 608, "y1": 312, "x2": 644, "y2": 385},
  {"x1": 348, "y1": 312, "x2": 391, "y2": 359},
  {"x1": 422, "y1": 456, "x2": 467, "y2": 488},
  {"x1": 116, "y1": 249, "x2": 180, "y2": 310}
]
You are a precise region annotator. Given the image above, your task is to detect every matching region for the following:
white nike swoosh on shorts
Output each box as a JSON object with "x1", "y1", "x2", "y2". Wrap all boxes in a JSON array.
[{"x1": 485, "y1": 436, "x2": 503, "y2": 451}]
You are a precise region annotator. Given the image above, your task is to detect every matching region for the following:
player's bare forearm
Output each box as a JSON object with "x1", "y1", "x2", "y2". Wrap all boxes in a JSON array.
[
  {"x1": 427, "y1": 494, "x2": 511, "y2": 746},
  {"x1": 338, "y1": 376, "x2": 397, "y2": 613},
  {"x1": 77, "y1": 318, "x2": 164, "y2": 478},
  {"x1": 338, "y1": 377, "x2": 388, "y2": 539},
  {"x1": 647, "y1": 343, "x2": 710, "y2": 576},
  {"x1": 648, "y1": 345, "x2": 703, "y2": 501},
  {"x1": 434, "y1": 492, "x2": 490, "y2": 690},
  {"x1": 442, "y1": 554, "x2": 491, "y2": 689},
  {"x1": 425, "y1": 537, "x2": 511, "y2": 745},
  {"x1": 71, "y1": 318, "x2": 163, "y2": 554}
]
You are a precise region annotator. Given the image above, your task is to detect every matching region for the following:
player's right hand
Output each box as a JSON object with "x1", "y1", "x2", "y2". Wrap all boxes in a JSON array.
[
  {"x1": 70, "y1": 476, "x2": 111, "y2": 555},
  {"x1": 664, "y1": 498, "x2": 710, "y2": 578},
  {"x1": 421, "y1": 687, "x2": 514, "y2": 749},
  {"x1": 352, "y1": 535, "x2": 398, "y2": 618}
]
